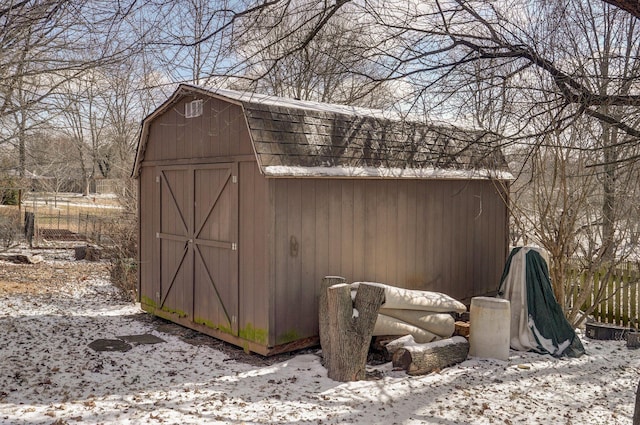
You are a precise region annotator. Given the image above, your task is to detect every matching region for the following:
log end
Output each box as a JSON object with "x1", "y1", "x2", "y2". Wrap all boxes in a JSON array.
[{"x1": 392, "y1": 348, "x2": 413, "y2": 370}]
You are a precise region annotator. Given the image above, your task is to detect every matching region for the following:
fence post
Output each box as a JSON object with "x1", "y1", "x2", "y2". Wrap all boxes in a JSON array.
[
  {"x1": 24, "y1": 211, "x2": 34, "y2": 248},
  {"x1": 607, "y1": 272, "x2": 614, "y2": 325},
  {"x1": 631, "y1": 264, "x2": 638, "y2": 327},
  {"x1": 623, "y1": 264, "x2": 630, "y2": 327},
  {"x1": 593, "y1": 271, "x2": 600, "y2": 322}
]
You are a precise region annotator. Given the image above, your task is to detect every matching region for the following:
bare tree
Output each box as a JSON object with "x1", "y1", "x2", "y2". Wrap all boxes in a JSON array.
[
  {"x1": 145, "y1": 0, "x2": 238, "y2": 86},
  {"x1": 102, "y1": 59, "x2": 151, "y2": 178},
  {"x1": 231, "y1": 5, "x2": 396, "y2": 107},
  {"x1": 603, "y1": 0, "x2": 640, "y2": 17},
  {"x1": 170, "y1": 0, "x2": 640, "y2": 146},
  {"x1": 509, "y1": 110, "x2": 640, "y2": 326},
  {"x1": 0, "y1": 1, "x2": 143, "y2": 118},
  {"x1": 55, "y1": 70, "x2": 112, "y2": 195}
]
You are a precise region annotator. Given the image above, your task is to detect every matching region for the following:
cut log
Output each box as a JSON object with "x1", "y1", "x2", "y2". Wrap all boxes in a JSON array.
[
  {"x1": 383, "y1": 335, "x2": 416, "y2": 360},
  {"x1": 392, "y1": 336, "x2": 469, "y2": 376},
  {"x1": 0, "y1": 254, "x2": 43, "y2": 264},
  {"x1": 326, "y1": 282, "x2": 385, "y2": 381},
  {"x1": 319, "y1": 276, "x2": 346, "y2": 372},
  {"x1": 454, "y1": 321, "x2": 470, "y2": 337}
]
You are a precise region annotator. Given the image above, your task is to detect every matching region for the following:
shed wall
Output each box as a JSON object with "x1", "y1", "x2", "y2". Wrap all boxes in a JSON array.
[
  {"x1": 270, "y1": 178, "x2": 508, "y2": 343},
  {"x1": 238, "y1": 161, "x2": 271, "y2": 346}
]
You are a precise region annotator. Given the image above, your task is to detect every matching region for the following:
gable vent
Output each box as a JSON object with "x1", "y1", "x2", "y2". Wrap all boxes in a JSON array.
[{"x1": 185, "y1": 99, "x2": 203, "y2": 118}]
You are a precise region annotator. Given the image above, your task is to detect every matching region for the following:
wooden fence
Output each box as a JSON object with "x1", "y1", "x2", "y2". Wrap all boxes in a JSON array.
[{"x1": 569, "y1": 262, "x2": 640, "y2": 327}]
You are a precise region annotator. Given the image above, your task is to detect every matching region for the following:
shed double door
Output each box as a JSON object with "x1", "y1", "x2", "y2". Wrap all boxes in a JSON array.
[{"x1": 156, "y1": 163, "x2": 238, "y2": 334}]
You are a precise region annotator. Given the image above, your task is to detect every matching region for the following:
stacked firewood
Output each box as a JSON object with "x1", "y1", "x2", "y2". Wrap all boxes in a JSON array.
[{"x1": 320, "y1": 278, "x2": 470, "y2": 381}]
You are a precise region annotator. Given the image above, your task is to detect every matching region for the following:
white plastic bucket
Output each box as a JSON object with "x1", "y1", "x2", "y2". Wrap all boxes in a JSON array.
[{"x1": 469, "y1": 296, "x2": 511, "y2": 361}]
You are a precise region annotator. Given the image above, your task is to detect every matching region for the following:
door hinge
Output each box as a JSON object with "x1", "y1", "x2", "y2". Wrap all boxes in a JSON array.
[
  {"x1": 155, "y1": 176, "x2": 160, "y2": 183},
  {"x1": 231, "y1": 242, "x2": 237, "y2": 251},
  {"x1": 232, "y1": 175, "x2": 237, "y2": 184},
  {"x1": 156, "y1": 232, "x2": 160, "y2": 238}
]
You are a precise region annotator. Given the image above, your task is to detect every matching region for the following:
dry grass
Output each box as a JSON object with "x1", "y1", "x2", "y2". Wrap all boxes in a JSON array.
[
  {"x1": 0, "y1": 192, "x2": 138, "y2": 301},
  {"x1": 0, "y1": 208, "x2": 22, "y2": 248},
  {"x1": 0, "y1": 259, "x2": 108, "y2": 296}
]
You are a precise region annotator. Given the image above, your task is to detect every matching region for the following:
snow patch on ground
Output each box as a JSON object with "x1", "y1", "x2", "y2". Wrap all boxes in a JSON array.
[{"x1": 0, "y1": 263, "x2": 638, "y2": 424}]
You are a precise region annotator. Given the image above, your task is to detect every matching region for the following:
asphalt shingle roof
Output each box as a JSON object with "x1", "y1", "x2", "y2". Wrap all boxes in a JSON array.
[{"x1": 135, "y1": 84, "x2": 511, "y2": 180}]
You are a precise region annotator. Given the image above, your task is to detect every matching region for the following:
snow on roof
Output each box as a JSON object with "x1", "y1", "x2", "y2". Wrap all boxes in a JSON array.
[{"x1": 205, "y1": 87, "x2": 404, "y2": 121}]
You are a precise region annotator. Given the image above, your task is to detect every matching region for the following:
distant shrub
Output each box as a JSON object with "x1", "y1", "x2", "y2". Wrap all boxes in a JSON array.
[
  {"x1": 0, "y1": 209, "x2": 21, "y2": 248},
  {"x1": 102, "y1": 213, "x2": 137, "y2": 301},
  {"x1": 102, "y1": 181, "x2": 138, "y2": 301},
  {"x1": 1, "y1": 189, "x2": 19, "y2": 205}
]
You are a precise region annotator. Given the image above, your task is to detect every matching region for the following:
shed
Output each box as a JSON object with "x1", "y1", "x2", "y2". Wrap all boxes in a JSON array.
[{"x1": 133, "y1": 84, "x2": 511, "y2": 355}]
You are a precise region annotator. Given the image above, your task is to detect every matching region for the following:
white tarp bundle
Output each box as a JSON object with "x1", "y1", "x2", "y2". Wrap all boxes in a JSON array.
[{"x1": 351, "y1": 282, "x2": 466, "y2": 343}]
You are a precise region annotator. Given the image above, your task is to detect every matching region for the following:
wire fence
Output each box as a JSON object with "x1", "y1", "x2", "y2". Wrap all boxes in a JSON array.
[{"x1": 22, "y1": 201, "x2": 121, "y2": 244}]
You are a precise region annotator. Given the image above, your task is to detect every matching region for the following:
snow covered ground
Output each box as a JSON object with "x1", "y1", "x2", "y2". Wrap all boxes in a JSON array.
[{"x1": 0, "y1": 251, "x2": 638, "y2": 424}]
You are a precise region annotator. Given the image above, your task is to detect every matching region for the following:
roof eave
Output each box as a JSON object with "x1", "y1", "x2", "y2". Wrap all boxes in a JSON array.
[{"x1": 261, "y1": 165, "x2": 514, "y2": 180}]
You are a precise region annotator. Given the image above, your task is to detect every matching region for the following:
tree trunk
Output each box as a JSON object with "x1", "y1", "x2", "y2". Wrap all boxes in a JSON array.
[
  {"x1": 319, "y1": 276, "x2": 346, "y2": 372},
  {"x1": 325, "y1": 282, "x2": 385, "y2": 381},
  {"x1": 634, "y1": 377, "x2": 640, "y2": 425},
  {"x1": 392, "y1": 336, "x2": 469, "y2": 376}
]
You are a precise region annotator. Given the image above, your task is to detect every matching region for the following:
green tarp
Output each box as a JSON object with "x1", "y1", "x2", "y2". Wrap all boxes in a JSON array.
[{"x1": 498, "y1": 247, "x2": 585, "y2": 358}]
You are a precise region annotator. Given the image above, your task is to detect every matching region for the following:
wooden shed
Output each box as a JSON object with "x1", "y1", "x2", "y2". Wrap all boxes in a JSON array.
[{"x1": 133, "y1": 84, "x2": 511, "y2": 355}]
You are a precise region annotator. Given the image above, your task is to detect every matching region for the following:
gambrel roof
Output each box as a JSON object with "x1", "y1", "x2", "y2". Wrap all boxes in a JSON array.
[{"x1": 133, "y1": 84, "x2": 511, "y2": 179}]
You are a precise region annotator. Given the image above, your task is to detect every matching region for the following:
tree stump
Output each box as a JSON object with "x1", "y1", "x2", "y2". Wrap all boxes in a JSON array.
[
  {"x1": 319, "y1": 276, "x2": 346, "y2": 372},
  {"x1": 74, "y1": 245, "x2": 101, "y2": 261},
  {"x1": 75, "y1": 245, "x2": 101, "y2": 261},
  {"x1": 392, "y1": 336, "x2": 469, "y2": 376},
  {"x1": 85, "y1": 245, "x2": 101, "y2": 261},
  {"x1": 325, "y1": 282, "x2": 385, "y2": 381}
]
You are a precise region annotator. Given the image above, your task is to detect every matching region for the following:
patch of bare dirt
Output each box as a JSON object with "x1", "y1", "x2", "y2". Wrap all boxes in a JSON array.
[{"x1": 0, "y1": 251, "x2": 107, "y2": 296}]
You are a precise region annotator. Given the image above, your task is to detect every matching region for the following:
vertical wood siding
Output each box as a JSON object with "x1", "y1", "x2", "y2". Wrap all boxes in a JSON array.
[
  {"x1": 138, "y1": 167, "x2": 156, "y2": 305},
  {"x1": 238, "y1": 161, "x2": 271, "y2": 345},
  {"x1": 192, "y1": 165, "x2": 238, "y2": 333},
  {"x1": 159, "y1": 168, "x2": 192, "y2": 318},
  {"x1": 144, "y1": 97, "x2": 253, "y2": 163},
  {"x1": 271, "y1": 178, "x2": 508, "y2": 342}
]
